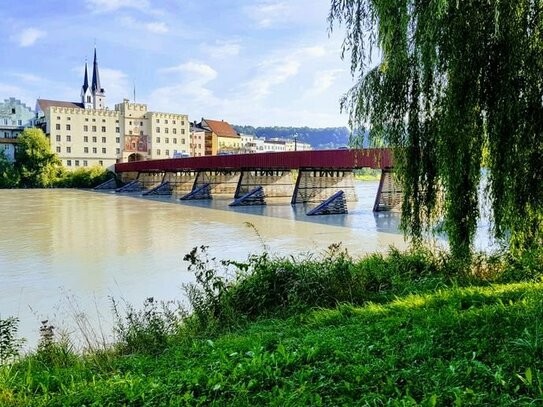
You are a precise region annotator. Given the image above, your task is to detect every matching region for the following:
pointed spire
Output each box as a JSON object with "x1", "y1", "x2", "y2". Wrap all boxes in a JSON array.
[
  {"x1": 91, "y1": 47, "x2": 102, "y2": 94},
  {"x1": 82, "y1": 59, "x2": 89, "y2": 93}
]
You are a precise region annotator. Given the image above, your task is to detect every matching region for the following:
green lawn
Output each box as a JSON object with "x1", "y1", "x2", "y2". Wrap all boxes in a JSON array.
[{"x1": 2, "y1": 248, "x2": 542, "y2": 406}]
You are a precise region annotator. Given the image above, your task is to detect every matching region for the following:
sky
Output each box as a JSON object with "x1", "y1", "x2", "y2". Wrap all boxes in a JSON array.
[{"x1": 0, "y1": 0, "x2": 359, "y2": 128}]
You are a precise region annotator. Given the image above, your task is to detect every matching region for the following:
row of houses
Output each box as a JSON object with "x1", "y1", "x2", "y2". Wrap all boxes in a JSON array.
[{"x1": 0, "y1": 48, "x2": 311, "y2": 170}]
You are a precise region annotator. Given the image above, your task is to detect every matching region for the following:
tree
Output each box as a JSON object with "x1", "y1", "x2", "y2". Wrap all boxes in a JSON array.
[
  {"x1": 15, "y1": 128, "x2": 61, "y2": 188},
  {"x1": 0, "y1": 150, "x2": 19, "y2": 188},
  {"x1": 329, "y1": 0, "x2": 543, "y2": 258}
]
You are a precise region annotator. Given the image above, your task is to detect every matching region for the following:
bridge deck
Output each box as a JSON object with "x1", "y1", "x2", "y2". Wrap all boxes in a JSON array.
[{"x1": 114, "y1": 149, "x2": 393, "y2": 173}]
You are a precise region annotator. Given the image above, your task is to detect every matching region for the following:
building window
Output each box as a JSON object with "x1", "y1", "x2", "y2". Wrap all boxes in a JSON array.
[
  {"x1": 66, "y1": 124, "x2": 71, "y2": 130},
  {"x1": 173, "y1": 120, "x2": 176, "y2": 125},
  {"x1": 101, "y1": 126, "x2": 106, "y2": 132},
  {"x1": 84, "y1": 136, "x2": 89, "y2": 142},
  {"x1": 173, "y1": 128, "x2": 177, "y2": 134},
  {"x1": 165, "y1": 119, "x2": 168, "y2": 124},
  {"x1": 56, "y1": 146, "x2": 61, "y2": 153},
  {"x1": 93, "y1": 147, "x2": 97, "y2": 153},
  {"x1": 156, "y1": 119, "x2": 159, "y2": 123},
  {"x1": 83, "y1": 160, "x2": 88, "y2": 167},
  {"x1": 67, "y1": 160, "x2": 72, "y2": 166},
  {"x1": 115, "y1": 127, "x2": 120, "y2": 133},
  {"x1": 165, "y1": 138, "x2": 169, "y2": 143},
  {"x1": 165, "y1": 128, "x2": 169, "y2": 134},
  {"x1": 67, "y1": 117, "x2": 71, "y2": 121},
  {"x1": 75, "y1": 160, "x2": 79, "y2": 166},
  {"x1": 67, "y1": 147, "x2": 71, "y2": 153},
  {"x1": 129, "y1": 131, "x2": 133, "y2": 135},
  {"x1": 116, "y1": 148, "x2": 120, "y2": 154},
  {"x1": 102, "y1": 119, "x2": 106, "y2": 123},
  {"x1": 115, "y1": 120, "x2": 119, "y2": 123},
  {"x1": 181, "y1": 138, "x2": 186, "y2": 144},
  {"x1": 165, "y1": 149, "x2": 169, "y2": 156},
  {"x1": 84, "y1": 147, "x2": 89, "y2": 153},
  {"x1": 85, "y1": 118, "x2": 89, "y2": 122},
  {"x1": 84, "y1": 125, "x2": 88, "y2": 132},
  {"x1": 140, "y1": 131, "x2": 143, "y2": 135},
  {"x1": 99, "y1": 160, "x2": 103, "y2": 166},
  {"x1": 92, "y1": 136, "x2": 97, "y2": 142},
  {"x1": 87, "y1": 96, "x2": 91, "y2": 103},
  {"x1": 102, "y1": 148, "x2": 106, "y2": 153},
  {"x1": 140, "y1": 121, "x2": 143, "y2": 126},
  {"x1": 173, "y1": 138, "x2": 177, "y2": 144},
  {"x1": 56, "y1": 135, "x2": 61, "y2": 141},
  {"x1": 156, "y1": 137, "x2": 160, "y2": 143},
  {"x1": 102, "y1": 137, "x2": 106, "y2": 143},
  {"x1": 116, "y1": 137, "x2": 120, "y2": 143},
  {"x1": 156, "y1": 127, "x2": 160, "y2": 133},
  {"x1": 156, "y1": 149, "x2": 161, "y2": 155},
  {"x1": 56, "y1": 124, "x2": 61, "y2": 130},
  {"x1": 66, "y1": 135, "x2": 71, "y2": 142},
  {"x1": 181, "y1": 129, "x2": 185, "y2": 134},
  {"x1": 92, "y1": 126, "x2": 96, "y2": 132},
  {"x1": 56, "y1": 116, "x2": 60, "y2": 120},
  {"x1": 92, "y1": 118, "x2": 96, "y2": 122},
  {"x1": 181, "y1": 121, "x2": 185, "y2": 126},
  {"x1": 129, "y1": 121, "x2": 132, "y2": 125},
  {"x1": 17, "y1": 120, "x2": 22, "y2": 125}
]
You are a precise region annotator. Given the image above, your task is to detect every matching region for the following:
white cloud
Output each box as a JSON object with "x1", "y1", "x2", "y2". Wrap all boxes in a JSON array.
[
  {"x1": 12, "y1": 28, "x2": 46, "y2": 47},
  {"x1": 119, "y1": 16, "x2": 169, "y2": 34},
  {"x1": 99, "y1": 68, "x2": 131, "y2": 105},
  {"x1": 244, "y1": 1, "x2": 291, "y2": 28},
  {"x1": 203, "y1": 40, "x2": 241, "y2": 58},
  {"x1": 145, "y1": 22, "x2": 168, "y2": 34},
  {"x1": 310, "y1": 69, "x2": 345, "y2": 94},
  {"x1": 150, "y1": 61, "x2": 220, "y2": 114},
  {"x1": 85, "y1": 0, "x2": 149, "y2": 12}
]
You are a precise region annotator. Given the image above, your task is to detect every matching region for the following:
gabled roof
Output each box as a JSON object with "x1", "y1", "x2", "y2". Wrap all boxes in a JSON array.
[
  {"x1": 37, "y1": 99, "x2": 85, "y2": 112},
  {"x1": 201, "y1": 118, "x2": 239, "y2": 138}
]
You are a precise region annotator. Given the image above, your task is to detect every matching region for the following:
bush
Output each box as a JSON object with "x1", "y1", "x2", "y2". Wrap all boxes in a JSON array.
[
  {"x1": 55, "y1": 166, "x2": 115, "y2": 188},
  {"x1": 0, "y1": 317, "x2": 23, "y2": 365}
]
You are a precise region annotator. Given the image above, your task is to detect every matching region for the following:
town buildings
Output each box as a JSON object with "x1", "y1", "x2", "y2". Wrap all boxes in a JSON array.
[
  {"x1": 0, "y1": 98, "x2": 35, "y2": 161},
  {"x1": 35, "y1": 48, "x2": 189, "y2": 170}
]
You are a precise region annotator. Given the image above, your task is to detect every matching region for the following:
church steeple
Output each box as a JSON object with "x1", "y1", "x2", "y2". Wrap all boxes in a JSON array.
[
  {"x1": 81, "y1": 60, "x2": 93, "y2": 109},
  {"x1": 91, "y1": 47, "x2": 106, "y2": 109}
]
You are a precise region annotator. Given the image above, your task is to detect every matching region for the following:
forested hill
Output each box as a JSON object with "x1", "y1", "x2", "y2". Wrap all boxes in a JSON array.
[{"x1": 232, "y1": 125, "x2": 351, "y2": 149}]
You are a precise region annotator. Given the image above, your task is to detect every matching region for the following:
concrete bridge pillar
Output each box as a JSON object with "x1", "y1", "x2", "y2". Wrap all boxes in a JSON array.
[
  {"x1": 138, "y1": 172, "x2": 165, "y2": 190},
  {"x1": 163, "y1": 171, "x2": 198, "y2": 196},
  {"x1": 291, "y1": 169, "x2": 357, "y2": 204},
  {"x1": 194, "y1": 170, "x2": 240, "y2": 196},
  {"x1": 235, "y1": 169, "x2": 294, "y2": 199},
  {"x1": 373, "y1": 168, "x2": 402, "y2": 212}
]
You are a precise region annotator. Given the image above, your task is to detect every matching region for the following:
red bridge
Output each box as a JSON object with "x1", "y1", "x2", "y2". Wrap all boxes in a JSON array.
[{"x1": 105, "y1": 149, "x2": 400, "y2": 213}]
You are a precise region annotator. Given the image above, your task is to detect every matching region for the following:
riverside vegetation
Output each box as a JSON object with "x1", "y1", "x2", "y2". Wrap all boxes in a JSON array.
[{"x1": 1, "y1": 245, "x2": 543, "y2": 406}]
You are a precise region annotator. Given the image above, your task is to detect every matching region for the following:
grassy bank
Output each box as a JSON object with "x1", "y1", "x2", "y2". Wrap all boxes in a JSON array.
[{"x1": 1, "y1": 247, "x2": 542, "y2": 406}]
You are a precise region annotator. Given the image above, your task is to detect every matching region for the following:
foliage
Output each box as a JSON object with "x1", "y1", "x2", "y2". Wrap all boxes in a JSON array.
[
  {"x1": 329, "y1": 0, "x2": 543, "y2": 259},
  {"x1": 55, "y1": 166, "x2": 114, "y2": 188},
  {"x1": 0, "y1": 317, "x2": 22, "y2": 365},
  {"x1": 111, "y1": 297, "x2": 184, "y2": 356},
  {"x1": 2, "y1": 257, "x2": 543, "y2": 405},
  {"x1": 15, "y1": 128, "x2": 62, "y2": 188},
  {"x1": 0, "y1": 151, "x2": 19, "y2": 188}
]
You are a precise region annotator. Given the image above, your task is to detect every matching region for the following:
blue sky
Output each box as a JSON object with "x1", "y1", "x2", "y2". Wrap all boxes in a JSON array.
[{"x1": 0, "y1": 0, "x2": 357, "y2": 127}]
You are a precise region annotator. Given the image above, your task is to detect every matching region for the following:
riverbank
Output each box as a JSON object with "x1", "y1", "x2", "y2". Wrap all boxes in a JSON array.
[{"x1": 1, "y1": 247, "x2": 542, "y2": 405}]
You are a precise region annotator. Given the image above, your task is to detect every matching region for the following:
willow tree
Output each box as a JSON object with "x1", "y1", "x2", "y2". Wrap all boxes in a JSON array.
[{"x1": 329, "y1": 0, "x2": 543, "y2": 258}]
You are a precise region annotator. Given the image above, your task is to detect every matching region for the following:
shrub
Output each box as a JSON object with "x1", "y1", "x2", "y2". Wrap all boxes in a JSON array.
[
  {"x1": 56, "y1": 166, "x2": 115, "y2": 188},
  {"x1": 0, "y1": 317, "x2": 23, "y2": 365}
]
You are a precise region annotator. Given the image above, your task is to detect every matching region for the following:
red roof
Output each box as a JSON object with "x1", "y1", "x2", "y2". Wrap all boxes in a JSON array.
[{"x1": 202, "y1": 118, "x2": 239, "y2": 138}]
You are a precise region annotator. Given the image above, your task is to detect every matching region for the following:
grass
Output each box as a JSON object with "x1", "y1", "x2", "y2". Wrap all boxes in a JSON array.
[{"x1": 1, "y1": 246, "x2": 542, "y2": 406}]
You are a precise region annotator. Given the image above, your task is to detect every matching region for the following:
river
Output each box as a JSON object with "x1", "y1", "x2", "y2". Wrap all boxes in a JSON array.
[{"x1": 1, "y1": 181, "x2": 408, "y2": 348}]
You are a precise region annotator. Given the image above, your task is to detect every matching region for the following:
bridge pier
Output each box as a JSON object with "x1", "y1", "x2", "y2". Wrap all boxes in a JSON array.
[
  {"x1": 163, "y1": 171, "x2": 198, "y2": 196},
  {"x1": 193, "y1": 170, "x2": 240, "y2": 196},
  {"x1": 235, "y1": 169, "x2": 293, "y2": 199},
  {"x1": 373, "y1": 168, "x2": 402, "y2": 212},
  {"x1": 291, "y1": 169, "x2": 357, "y2": 204}
]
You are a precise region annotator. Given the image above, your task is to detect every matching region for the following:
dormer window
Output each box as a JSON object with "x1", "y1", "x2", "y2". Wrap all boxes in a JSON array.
[{"x1": 87, "y1": 96, "x2": 91, "y2": 103}]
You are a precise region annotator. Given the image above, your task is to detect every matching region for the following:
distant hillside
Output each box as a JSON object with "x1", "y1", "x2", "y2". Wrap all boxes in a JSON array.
[{"x1": 232, "y1": 125, "x2": 352, "y2": 149}]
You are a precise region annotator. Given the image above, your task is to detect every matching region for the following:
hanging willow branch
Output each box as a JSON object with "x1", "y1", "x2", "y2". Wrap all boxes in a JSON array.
[{"x1": 330, "y1": 0, "x2": 543, "y2": 258}]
